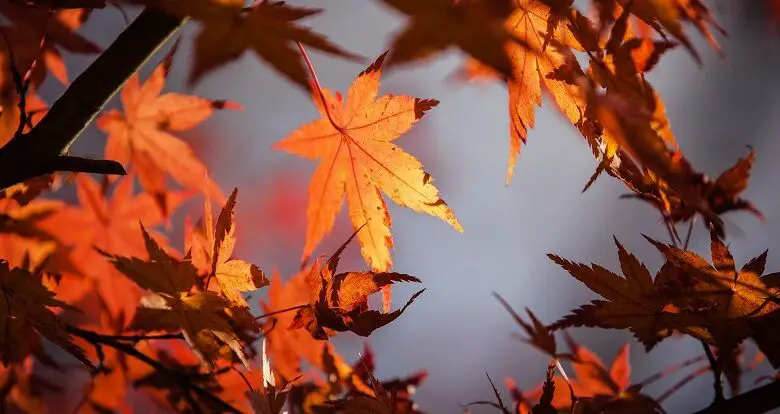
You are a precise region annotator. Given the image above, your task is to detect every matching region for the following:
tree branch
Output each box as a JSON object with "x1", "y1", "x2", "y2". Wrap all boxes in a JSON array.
[
  {"x1": 701, "y1": 342, "x2": 724, "y2": 404},
  {"x1": 0, "y1": 7, "x2": 186, "y2": 190},
  {"x1": 66, "y1": 325, "x2": 241, "y2": 414},
  {"x1": 694, "y1": 379, "x2": 780, "y2": 414},
  {"x1": 101, "y1": 332, "x2": 184, "y2": 343}
]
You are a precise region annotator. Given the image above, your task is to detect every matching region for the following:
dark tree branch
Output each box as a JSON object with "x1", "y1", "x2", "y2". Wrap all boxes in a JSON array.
[
  {"x1": 694, "y1": 379, "x2": 780, "y2": 414},
  {"x1": 100, "y1": 332, "x2": 184, "y2": 343},
  {"x1": 66, "y1": 325, "x2": 241, "y2": 414},
  {"x1": 0, "y1": 8, "x2": 186, "y2": 190}
]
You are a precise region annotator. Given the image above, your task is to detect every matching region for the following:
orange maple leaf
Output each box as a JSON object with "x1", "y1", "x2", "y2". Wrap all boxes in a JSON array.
[
  {"x1": 273, "y1": 52, "x2": 462, "y2": 274},
  {"x1": 187, "y1": 188, "x2": 268, "y2": 307},
  {"x1": 101, "y1": 224, "x2": 253, "y2": 368},
  {"x1": 461, "y1": 0, "x2": 599, "y2": 184},
  {"x1": 97, "y1": 60, "x2": 236, "y2": 203},
  {"x1": 0, "y1": 4, "x2": 100, "y2": 85},
  {"x1": 647, "y1": 232, "x2": 780, "y2": 366},
  {"x1": 524, "y1": 338, "x2": 649, "y2": 411},
  {"x1": 0, "y1": 196, "x2": 77, "y2": 280},
  {"x1": 289, "y1": 231, "x2": 424, "y2": 340},
  {"x1": 0, "y1": 259, "x2": 89, "y2": 367},
  {"x1": 261, "y1": 269, "x2": 355, "y2": 385},
  {"x1": 38, "y1": 175, "x2": 189, "y2": 317}
]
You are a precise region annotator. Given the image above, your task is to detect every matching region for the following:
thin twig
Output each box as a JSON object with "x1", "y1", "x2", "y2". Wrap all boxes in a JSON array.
[
  {"x1": 0, "y1": 27, "x2": 31, "y2": 138},
  {"x1": 683, "y1": 218, "x2": 695, "y2": 250},
  {"x1": 657, "y1": 365, "x2": 711, "y2": 403},
  {"x1": 665, "y1": 219, "x2": 679, "y2": 248},
  {"x1": 232, "y1": 366, "x2": 255, "y2": 392},
  {"x1": 66, "y1": 325, "x2": 241, "y2": 414},
  {"x1": 636, "y1": 354, "x2": 707, "y2": 389},
  {"x1": 104, "y1": 332, "x2": 184, "y2": 343},
  {"x1": 254, "y1": 304, "x2": 308, "y2": 320},
  {"x1": 702, "y1": 343, "x2": 725, "y2": 404}
]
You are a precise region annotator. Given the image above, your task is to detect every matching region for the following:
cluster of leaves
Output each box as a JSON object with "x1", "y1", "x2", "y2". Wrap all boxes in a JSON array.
[{"x1": 0, "y1": 0, "x2": 779, "y2": 413}]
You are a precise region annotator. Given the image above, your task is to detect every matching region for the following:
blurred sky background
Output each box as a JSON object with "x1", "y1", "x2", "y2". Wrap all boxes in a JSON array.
[{"x1": 44, "y1": 0, "x2": 780, "y2": 412}]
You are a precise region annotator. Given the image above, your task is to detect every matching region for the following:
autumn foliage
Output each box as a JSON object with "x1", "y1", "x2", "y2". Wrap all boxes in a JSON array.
[{"x1": 0, "y1": 0, "x2": 779, "y2": 413}]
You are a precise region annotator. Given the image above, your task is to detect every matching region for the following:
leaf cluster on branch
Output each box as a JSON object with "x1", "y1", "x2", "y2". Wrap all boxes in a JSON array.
[{"x1": 0, "y1": 0, "x2": 778, "y2": 413}]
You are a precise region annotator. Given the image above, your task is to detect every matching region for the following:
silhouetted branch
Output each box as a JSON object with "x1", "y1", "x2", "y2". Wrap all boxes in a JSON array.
[
  {"x1": 702, "y1": 343, "x2": 724, "y2": 404},
  {"x1": 102, "y1": 332, "x2": 184, "y2": 343},
  {"x1": 694, "y1": 379, "x2": 780, "y2": 414},
  {"x1": 66, "y1": 325, "x2": 241, "y2": 414},
  {"x1": 0, "y1": 8, "x2": 186, "y2": 190}
]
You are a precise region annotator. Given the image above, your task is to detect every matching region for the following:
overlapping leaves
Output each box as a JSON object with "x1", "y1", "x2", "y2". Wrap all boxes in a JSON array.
[
  {"x1": 289, "y1": 230, "x2": 425, "y2": 340},
  {"x1": 0, "y1": 260, "x2": 88, "y2": 367},
  {"x1": 551, "y1": 233, "x2": 780, "y2": 367},
  {"x1": 100, "y1": 224, "x2": 255, "y2": 367}
]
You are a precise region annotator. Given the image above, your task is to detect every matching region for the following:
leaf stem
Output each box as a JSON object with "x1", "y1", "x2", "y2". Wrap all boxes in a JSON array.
[
  {"x1": 296, "y1": 42, "x2": 341, "y2": 131},
  {"x1": 254, "y1": 304, "x2": 309, "y2": 320},
  {"x1": 702, "y1": 342, "x2": 725, "y2": 404}
]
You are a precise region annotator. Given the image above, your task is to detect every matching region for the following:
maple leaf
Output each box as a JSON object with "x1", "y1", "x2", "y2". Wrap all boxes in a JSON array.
[
  {"x1": 101, "y1": 224, "x2": 252, "y2": 368},
  {"x1": 261, "y1": 269, "x2": 358, "y2": 386},
  {"x1": 8, "y1": 0, "x2": 106, "y2": 8},
  {"x1": 531, "y1": 361, "x2": 556, "y2": 414},
  {"x1": 603, "y1": 145, "x2": 761, "y2": 239},
  {"x1": 289, "y1": 231, "x2": 425, "y2": 340},
  {"x1": 493, "y1": 292, "x2": 559, "y2": 358},
  {"x1": 566, "y1": 335, "x2": 631, "y2": 399},
  {"x1": 348, "y1": 347, "x2": 427, "y2": 414},
  {"x1": 549, "y1": 237, "x2": 679, "y2": 349},
  {"x1": 247, "y1": 339, "x2": 293, "y2": 414},
  {"x1": 590, "y1": 12, "x2": 678, "y2": 149},
  {"x1": 0, "y1": 174, "x2": 56, "y2": 206},
  {"x1": 0, "y1": 197, "x2": 77, "y2": 280},
  {"x1": 381, "y1": 0, "x2": 527, "y2": 79},
  {"x1": 316, "y1": 346, "x2": 427, "y2": 414},
  {"x1": 96, "y1": 59, "x2": 236, "y2": 204},
  {"x1": 664, "y1": 147, "x2": 763, "y2": 225},
  {"x1": 627, "y1": 0, "x2": 724, "y2": 63},
  {"x1": 0, "y1": 4, "x2": 100, "y2": 85},
  {"x1": 646, "y1": 232, "x2": 780, "y2": 367},
  {"x1": 135, "y1": 0, "x2": 357, "y2": 88},
  {"x1": 0, "y1": 259, "x2": 89, "y2": 367},
  {"x1": 577, "y1": 72, "x2": 749, "y2": 237},
  {"x1": 521, "y1": 338, "x2": 662, "y2": 413},
  {"x1": 198, "y1": 188, "x2": 268, "y2": 307},
  {"x1": 0, "y1": 5, "x2": 97, "y2": 143},
  {"x1": 274, "y1": 52, "x2": 462, "y2": 276},
  {"x1": 460, "y1": 0, "x2": 600, "y2": 183},
  {"x1": 38, "y1": 175, "x2": 189, "y2": 317}
]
